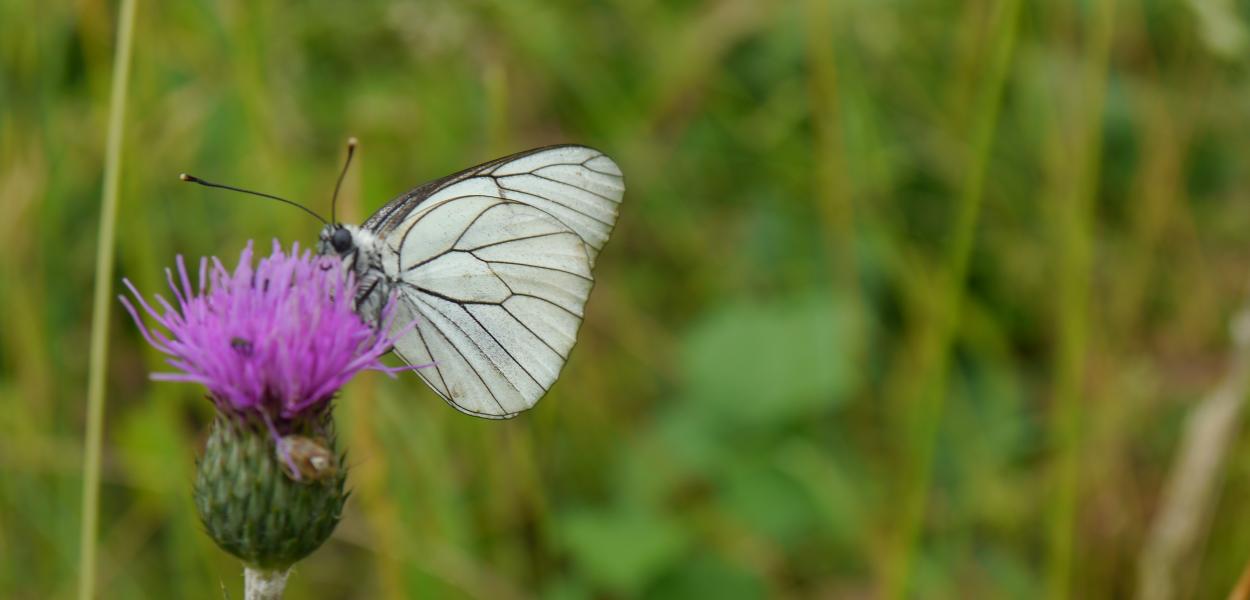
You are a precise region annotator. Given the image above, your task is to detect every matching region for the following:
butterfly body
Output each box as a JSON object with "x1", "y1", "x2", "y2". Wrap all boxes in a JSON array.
[
  {"x1": 317, "y1": 224, "x2": 392, "y2": 324},
  {"x1": 316, "y1": 144, "x2": 624, "y2": 418}
]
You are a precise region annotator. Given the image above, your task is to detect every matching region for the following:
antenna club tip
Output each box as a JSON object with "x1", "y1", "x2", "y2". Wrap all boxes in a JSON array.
[
  {"x1": 347, "y1": 137, "x2": 358, "y2": 148},
  {"x1": 179, "y1": 173, "x2": 194, "y2": 182}
]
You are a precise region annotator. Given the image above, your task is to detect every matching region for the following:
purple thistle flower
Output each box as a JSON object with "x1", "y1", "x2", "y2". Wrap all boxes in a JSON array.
[{"x1": 120, "y1": 240, "x2": 399, "y2": 430}]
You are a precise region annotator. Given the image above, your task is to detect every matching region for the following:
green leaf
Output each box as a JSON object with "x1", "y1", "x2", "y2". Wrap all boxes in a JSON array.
[
  {"x1": 558, "y1": 507, "x2": 689, "y2": 594},
  {"x1": 649, "y1": 554, "x2": 766, "y2": 600},
  {"x1": 721, "y1": 460, "x2": 818, "y2": 547},
  {"x1": 681, "y1": 292, "x2": 863, "y2": 424}
]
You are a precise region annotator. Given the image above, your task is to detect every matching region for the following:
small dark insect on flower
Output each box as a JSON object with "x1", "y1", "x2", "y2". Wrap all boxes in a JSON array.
[{"x1": 230, "y1": 337, "x2": 254, "y2": 357}]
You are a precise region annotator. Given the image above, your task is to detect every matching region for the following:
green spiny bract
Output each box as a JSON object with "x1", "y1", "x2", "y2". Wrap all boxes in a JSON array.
[{"x1": 193, "y1": 414, "x2": 348, "y2": 570}]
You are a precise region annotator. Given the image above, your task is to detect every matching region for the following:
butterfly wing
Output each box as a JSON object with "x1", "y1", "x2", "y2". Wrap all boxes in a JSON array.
[
  {"x1": 371, "y1": 145, "x2": 624, "y2": 417},
  {"x1": 365, "y1": 144, "x2": 623, "y2": 265}
]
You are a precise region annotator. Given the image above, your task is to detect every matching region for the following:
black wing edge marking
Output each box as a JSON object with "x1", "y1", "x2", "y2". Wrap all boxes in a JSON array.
[{"x1": 364, "y1": 144, "x2": 611, "y2": 236}]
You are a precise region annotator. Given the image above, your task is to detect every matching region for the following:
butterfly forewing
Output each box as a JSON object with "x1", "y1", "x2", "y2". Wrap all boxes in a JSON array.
[{"x1": 374, "y1": 145, "x2": 623, "y2": 418}]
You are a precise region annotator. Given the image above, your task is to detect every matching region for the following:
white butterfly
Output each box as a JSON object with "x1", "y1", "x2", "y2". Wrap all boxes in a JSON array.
[{"x1": 315, "y1": 145, "x2": 624, "y2": 418}]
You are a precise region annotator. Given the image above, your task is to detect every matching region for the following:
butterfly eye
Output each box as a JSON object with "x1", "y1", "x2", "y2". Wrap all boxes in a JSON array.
[{"x1": 331, "y1": 228, "x2": 353, "y2": 254}]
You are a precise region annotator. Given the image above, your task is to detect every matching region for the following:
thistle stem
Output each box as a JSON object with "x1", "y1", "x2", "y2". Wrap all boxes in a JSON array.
[{"x1": 244, "y1": 567, "x2": 290, "y2": 600}]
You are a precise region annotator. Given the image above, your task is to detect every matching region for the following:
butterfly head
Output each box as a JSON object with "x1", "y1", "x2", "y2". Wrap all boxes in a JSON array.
[
  {"x1": 318, "y1": 224, "x2": 354, "y2": 256},
  {"x1": 317, "y1": 224, "x2": 364, "y2": 258},
  {"x1": 317, "y1": 224, "x2": 370, "y2": 276},
  {"x1": 317, "y1": 223, "x2": 383, "y2": 277},
  {"x1": 317, "y1": 223, "x2": 383, "y2": 268}
]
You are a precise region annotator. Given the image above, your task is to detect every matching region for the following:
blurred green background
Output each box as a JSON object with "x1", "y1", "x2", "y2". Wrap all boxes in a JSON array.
[{"x1": 4, "y1": 0, "x2": 1250, "y2": 597}]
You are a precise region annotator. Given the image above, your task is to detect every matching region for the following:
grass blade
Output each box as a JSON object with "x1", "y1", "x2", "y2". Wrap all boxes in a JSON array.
[{"x1": 78, "y1": 0, "x2": 138, "y2": 598}]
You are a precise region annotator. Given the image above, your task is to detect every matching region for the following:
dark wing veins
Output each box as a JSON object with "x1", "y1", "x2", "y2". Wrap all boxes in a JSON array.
[{"x1": 361, "y1": 144, "x2": 600, "y2": 236}]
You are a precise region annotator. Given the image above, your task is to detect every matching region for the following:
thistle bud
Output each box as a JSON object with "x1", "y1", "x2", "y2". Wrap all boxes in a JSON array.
[{"x1": 193, "y1": 416, "x2": 348, "y2": 570}]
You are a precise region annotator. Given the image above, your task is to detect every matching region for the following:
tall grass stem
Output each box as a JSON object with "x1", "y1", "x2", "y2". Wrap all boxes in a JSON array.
[
  {"x1": 1047, "y1": 1, "x2": 1116, "y2": 597},
  {"x1": 78, "y1": 0, "x2": 138, "y2": 598},
  {"x1": 885, "y1": 1, "x2": 1022, "y2": 597},
  {"x1": 802, "y1": 0, "x2": 859, "y2": 302}
]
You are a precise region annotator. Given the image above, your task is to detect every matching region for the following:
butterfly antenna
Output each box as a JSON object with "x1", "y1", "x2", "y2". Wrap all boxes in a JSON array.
[
  {"x1": 179, "y1": 173, "x2": 329, "y2": 225},
  {"x1": 330, "y1": 137, "x2": 358, "y2": 225}
]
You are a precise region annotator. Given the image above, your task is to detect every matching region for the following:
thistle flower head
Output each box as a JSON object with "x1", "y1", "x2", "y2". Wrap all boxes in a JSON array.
[
  {"x1": 121, "y1": 239, "x2": 396, "y2": 428},
  {"x1": 120, "y1": 239, "x2": 395, "y2": 570}
]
